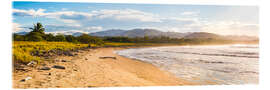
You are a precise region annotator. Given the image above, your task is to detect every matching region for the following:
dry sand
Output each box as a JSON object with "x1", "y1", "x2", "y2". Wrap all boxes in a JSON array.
[{"x1": 13, "y1": 47, "x2": 195, "y2": 88}]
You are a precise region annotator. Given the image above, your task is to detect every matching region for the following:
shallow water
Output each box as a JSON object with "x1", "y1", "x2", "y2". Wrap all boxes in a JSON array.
[{"x1": 115, "y1": 44, "x2": 259, "y2": 85}]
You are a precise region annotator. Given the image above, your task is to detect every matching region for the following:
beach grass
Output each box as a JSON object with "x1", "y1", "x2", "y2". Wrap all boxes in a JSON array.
[
  {"x1": 12, "y1": 41, "x2": 89, "y2": 64},
  {"x1": 12, "y1": 41, "x2": 146, "y2": 64}
]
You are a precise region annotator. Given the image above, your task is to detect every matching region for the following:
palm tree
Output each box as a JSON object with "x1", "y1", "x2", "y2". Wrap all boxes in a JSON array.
[
  {"x1": 29, "y1": 22, "x2": 45, "y2": 34},
  {"x1": 26, "y1": 22, "x2": 46, "y2": 41}
]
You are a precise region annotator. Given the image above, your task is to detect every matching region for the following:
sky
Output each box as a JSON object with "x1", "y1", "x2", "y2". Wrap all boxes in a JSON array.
[{"x1": 12, "y1": 1, "x2": 259, "y2": 36}]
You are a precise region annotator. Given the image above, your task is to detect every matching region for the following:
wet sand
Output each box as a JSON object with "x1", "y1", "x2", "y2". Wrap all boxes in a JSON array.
[{"x1": 13, "y1": 47, "x2": 195, "y2": 88}]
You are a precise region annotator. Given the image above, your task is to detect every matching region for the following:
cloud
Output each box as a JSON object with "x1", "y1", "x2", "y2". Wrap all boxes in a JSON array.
[
  {"x1": 45, "y1": 30, "x2": 89, "y2": 35},
  {"x1": 44, "y1": 24, "x2": 103, "y2": 33},
  {"x1": 13, "y1": 23, "x2": 23, "y2": 32},
  {"x1": 167, "y1": 17, "x2": 200, "y2": 24},
  {"x1": 13, "y1": 9, "x2": 161, "y2": 23},
  {"x1": 13, "y1": 8, "x2": 46, "y2": 17},
  {"x1": 91, "y1": 9, "x2": 161, "y2": 22},
  {"x1": 181, "y1": 11, "x2": 199, "y2": 16},
  {"x1": 85, "y1": 26, "x2": 103, "y2": 31}
]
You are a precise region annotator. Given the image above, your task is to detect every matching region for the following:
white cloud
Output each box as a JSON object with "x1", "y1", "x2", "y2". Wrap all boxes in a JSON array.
[
  {"x1": 13, "y1": 8, "x2": 46, "y2": 17},
  {"x1": 168, "y1": 17, "x2": 200, "y2": 24},
  {"x1": 13, "y1": 23, "x2": 23, "y2": 32},
  {"x1": 44, "y1": 24, "x2": 103, "y2": 33},
  {"x1": 92, "y1": 9, "x2": 162, "y2": 22},
  {"x1": 45, "y1": 30, "x2": 89, "y2": 35},
  {"x1": 181, "y1": 11, "x2": 199, "y2": 16},
  {"x1": 13, "y1": 8, "x2": 161, "y2": 23},
  {"x1": 85, "y1": 26, "x2": 103, "y2": 31}
]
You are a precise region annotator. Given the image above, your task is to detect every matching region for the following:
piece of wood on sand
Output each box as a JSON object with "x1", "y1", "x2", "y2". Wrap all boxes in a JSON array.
[{"x1": 99, "y1": 56, "x2": 117, "y2": 60}]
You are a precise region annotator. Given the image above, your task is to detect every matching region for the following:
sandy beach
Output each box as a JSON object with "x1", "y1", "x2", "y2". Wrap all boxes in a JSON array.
[{"x1": 13, "y1": 47, "x2": 195, "y2": 88}]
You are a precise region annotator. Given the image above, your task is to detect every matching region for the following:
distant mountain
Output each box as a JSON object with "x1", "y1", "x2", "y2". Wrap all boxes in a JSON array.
[
  {"x1": 71, "y1": 32, "x2": 84, "y2": 37},
  {"x1": 89, "y1": 29, "x2": 126, "y2": 37},
  {"x1": 183, "y1": 32, "x2": 221, "y2": 39},
  {"x1": 15, "y1": 31, "x2": 29, "y2": 35},
  {"x1": 90, "y1": 29, "x2": 187, "y2": 38},
  {"x1": 13, "y1": 28, "x2": 259, "y2": 42}
]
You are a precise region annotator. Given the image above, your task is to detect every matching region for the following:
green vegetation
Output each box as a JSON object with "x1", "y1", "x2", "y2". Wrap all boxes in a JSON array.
[
  {"x1": 103, "y1": 36, "x2": 234, "y2": 45},
  {"x1": 13, "y1": 41, "x2": 88, "y2": 64},
  {"x1": 13, "y1": 22, "x2": 104, "y2": 45},
  {"x1": 12, "y1": 22, "x2": 104, "y2": 65}
]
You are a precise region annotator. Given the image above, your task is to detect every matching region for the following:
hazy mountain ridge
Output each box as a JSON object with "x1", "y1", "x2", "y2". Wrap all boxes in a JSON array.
[
  {"x1": 90, "y1": 29, "x2": 187, "y2": 38},
  {"x1": 183, "y1": 32, "x2": 221, "y2": 39},
  {"x1": 14, "y1": 28, "x2": 258, "y2": 41}
]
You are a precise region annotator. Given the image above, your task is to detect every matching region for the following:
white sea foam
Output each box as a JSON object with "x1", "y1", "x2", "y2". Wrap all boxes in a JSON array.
[{"x1": 115, "y1": 44, "x2": 259, "y2": 85}]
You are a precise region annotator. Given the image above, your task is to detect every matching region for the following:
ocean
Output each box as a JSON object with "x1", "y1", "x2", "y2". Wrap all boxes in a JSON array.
[{"x1": 115, "y1": 44, "x2": 259, "y2": 85}]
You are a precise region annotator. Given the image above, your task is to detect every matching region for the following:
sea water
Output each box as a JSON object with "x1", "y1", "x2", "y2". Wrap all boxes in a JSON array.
[{"x1": 115, "y1": 44, "x2": 259, "y2": 85}]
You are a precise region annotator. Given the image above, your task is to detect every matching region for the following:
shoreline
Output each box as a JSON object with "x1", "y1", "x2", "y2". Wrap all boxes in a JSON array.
[{"x1": 13, "y1": 47, "x2": 196, "y2": 88}]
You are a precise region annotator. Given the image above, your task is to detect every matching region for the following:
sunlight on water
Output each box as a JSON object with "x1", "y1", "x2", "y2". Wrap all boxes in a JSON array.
[{"x1": 115, "y1": 44, "x2": 259, "y2": 85}]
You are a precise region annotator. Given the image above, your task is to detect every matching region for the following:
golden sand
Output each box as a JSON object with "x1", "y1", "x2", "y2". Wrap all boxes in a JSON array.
[{"x1": 13, "y1": 47, "x2": 195, "y2": 88}]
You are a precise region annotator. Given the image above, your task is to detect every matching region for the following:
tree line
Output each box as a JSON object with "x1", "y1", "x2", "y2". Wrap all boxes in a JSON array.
[
  {"x1": 13, "y1": 22, "x2": 104, "y2": 45},
  {"x1": 103, "y1": 36, "x2": 233, "y2": 44},
  {"x1": 13, "y1": 22, "x2": 234, "y2": 45}
]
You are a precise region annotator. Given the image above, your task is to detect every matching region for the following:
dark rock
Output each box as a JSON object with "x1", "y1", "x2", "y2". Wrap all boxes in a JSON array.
[
  {"x1": 68, "y1": 53, "x2": 74, "y2": 56},
  {"x1": 39, "y1": 67, "x2": 51, "y2": 70},
  {"x1": 52, "y1": 65, "x2": 65, "y2": 69},
  {"x1": 16, "y1": 68, "x2": 27, "y2": 71},
  {"x1": 48, "y1": 73, "x2": 51, "y2": 75},
  {"x1": 85, "y1": 58, "x2": 88, "y2": 60},
  {"x1": 63, "y1": 51, "x2": 73, "y2": 56},
  {"x1": 20, "y1": 79, "x2": 25, "y2": 82},
  {"x1": 61, "y1": 60, "x2": 67, "y2": 62}
]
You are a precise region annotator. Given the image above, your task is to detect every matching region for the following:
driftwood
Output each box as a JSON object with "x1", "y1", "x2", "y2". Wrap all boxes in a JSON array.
[
  {"x1": 39, "y1": 67, "x2": 51, "y2": 70},
  {"x1": 52, "y1": 65, "x2": 66, "y2": 69},
  {"x1": 99, "y1": 57, "x2": 117, "y2": 60}
]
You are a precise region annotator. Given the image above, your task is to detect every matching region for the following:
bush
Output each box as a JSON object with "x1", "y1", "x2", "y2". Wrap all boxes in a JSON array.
[
  {"x1": 54, "y1": 34, "x2": 66, "y2": 41},
  {"x1": 65, "y1": 35, "x2": 78, "y2": 43},
  {"x1": 77, "y1": 34, "x2": 104, "y2": 45},
  {"x1": 44, "y1": 33, "x2": 55, "y2": 41},
  {"x1": 25, "y1": 32, "x2": 44, "y2": 41},
  {"x1": 13, "y1": 34, "x2": 25, "y2": 41}
]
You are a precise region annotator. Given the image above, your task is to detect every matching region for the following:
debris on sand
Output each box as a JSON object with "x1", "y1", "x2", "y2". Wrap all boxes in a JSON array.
[
  {"x1": 27, "y1": 61, "x2": 37, "y2": 66},
  {"x1": 20, "y1": 77, "x2": 32, "y2": 82},
  {"x1": 61, "y1": 60, "x2": 68, "y2": 62},
  {"x1": 39, "y1": 67, "x2": 51, "y2": 70},
  {"x1": 99, "y1": 57, "x2": 117, "y2": 60},
  {"x1": 52, "y1": 65, "x2": 66, "y2": 69}
]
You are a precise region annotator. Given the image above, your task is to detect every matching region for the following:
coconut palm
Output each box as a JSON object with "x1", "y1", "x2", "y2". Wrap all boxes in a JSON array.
[{"x1": 29, "y1": 22, "x2": 45, "y2": 34}]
